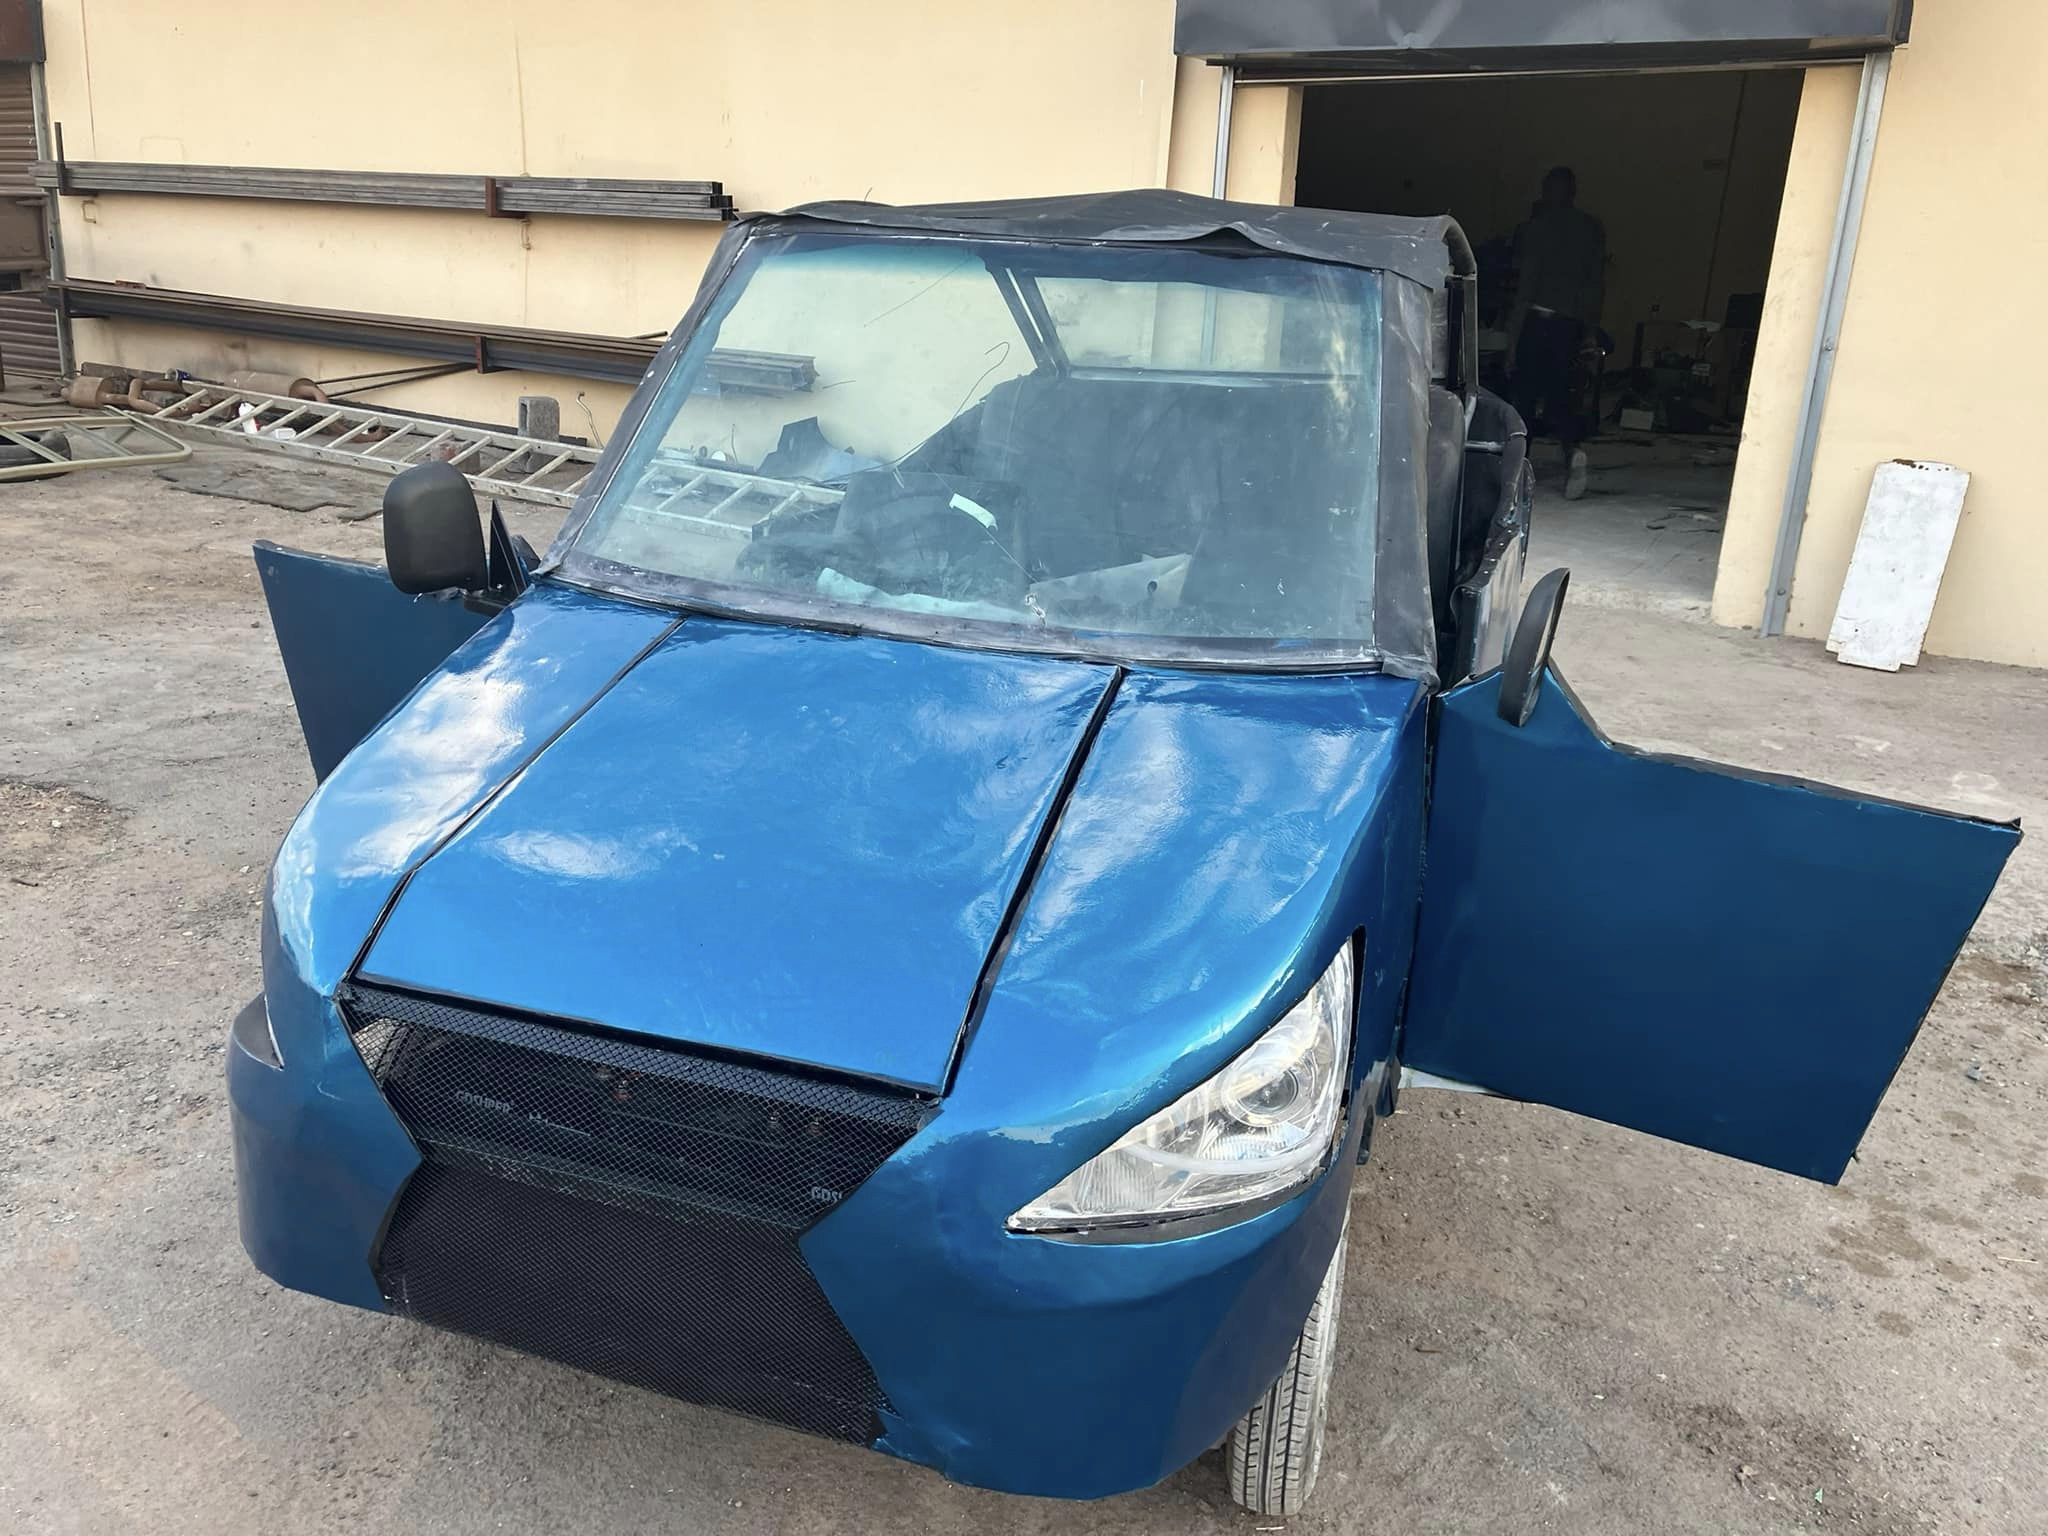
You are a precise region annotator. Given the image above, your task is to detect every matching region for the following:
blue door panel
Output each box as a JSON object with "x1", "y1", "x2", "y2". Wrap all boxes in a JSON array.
[
  {"x1": 254, "y1": 542, "x2": 491, "y2": 780},
  {"x1": 1407, "y1": 669, "x2": 2018, "y2": 1183}
]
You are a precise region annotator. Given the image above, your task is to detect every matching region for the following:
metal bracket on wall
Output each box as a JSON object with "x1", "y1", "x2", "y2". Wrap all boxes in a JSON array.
[
  {"x1": 480, "y1": 176, "x2": 517, "y2": 220},
  {"x1": 50, "y1": 119, "x2": 72, "y2": 196}
]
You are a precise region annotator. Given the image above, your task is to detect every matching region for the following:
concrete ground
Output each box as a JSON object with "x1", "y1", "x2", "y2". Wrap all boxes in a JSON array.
[
  {"x1": 2, "y1": 439, "x2": 2043, "y2": 1535},
  {"x1": 1526, "y1": 434, "x2": 1737, "y2": 619}
]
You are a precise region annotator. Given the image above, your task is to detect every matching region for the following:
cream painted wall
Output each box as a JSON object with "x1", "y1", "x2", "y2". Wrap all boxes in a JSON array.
[
  {"x1": 82, "y1": 2, "x2": 2048, "y2": 664},
  {"x1": 1165, "y1": 59, "x2": 1227, "y2": 194},
  {"x1": 1713, "y1": 69, "x2": 1859, "y2": 633},
  {"x1": 1224, "y1": 85, "x2": 1303, "y2": 207},
  {"x1": 43, "y1": 0, "x2": 1192, "y2": 431},
  {"x1": 1747, "y1": 1, "x2": 2048, "y2": 667},
  {"x1": 659, "y1": 242, "x2": 1035, "y2": 468}
]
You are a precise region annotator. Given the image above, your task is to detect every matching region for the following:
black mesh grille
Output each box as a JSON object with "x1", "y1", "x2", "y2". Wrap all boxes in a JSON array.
[{"x1": 343, "y1": 983, "x2": 930, "y2": 1442}]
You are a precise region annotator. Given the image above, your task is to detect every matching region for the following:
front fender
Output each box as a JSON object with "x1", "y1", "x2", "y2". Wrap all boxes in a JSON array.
[
  {"x1": 231, "y1": 906, "x2": 417, "y2": 1311},
  {"x1": 237, "y1": 581, "x2": 675, "y2": 1306},
  {"x1": 806, "y1": 669, "x2": 1428, "y2": 1496}
]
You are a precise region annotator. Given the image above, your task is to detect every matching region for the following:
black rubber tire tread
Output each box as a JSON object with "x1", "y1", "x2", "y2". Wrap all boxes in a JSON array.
[{"x1": 1226, "y1": 1221, "x2": 1349, "y2": 1516}]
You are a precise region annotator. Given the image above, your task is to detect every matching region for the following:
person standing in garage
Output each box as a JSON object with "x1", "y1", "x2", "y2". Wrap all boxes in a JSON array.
[{"x1": 1508, "y1": 166, "x2": 1605, "y2": 501}]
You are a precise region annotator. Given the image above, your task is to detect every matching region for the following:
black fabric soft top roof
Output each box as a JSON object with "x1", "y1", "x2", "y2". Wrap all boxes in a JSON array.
[{"x1": 757, "y1": 189, "x2": 1469, "y2": 291}]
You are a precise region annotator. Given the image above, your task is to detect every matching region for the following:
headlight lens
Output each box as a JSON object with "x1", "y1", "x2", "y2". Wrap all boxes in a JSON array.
[{"x1": 1007, "y1": 943, "x2": 1354, "y2": 1234}]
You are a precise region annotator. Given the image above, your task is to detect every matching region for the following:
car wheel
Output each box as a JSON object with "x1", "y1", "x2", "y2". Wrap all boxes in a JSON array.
[{"x1": 1226, "y1": 1220, "x2": 1349, "y2": 1517}]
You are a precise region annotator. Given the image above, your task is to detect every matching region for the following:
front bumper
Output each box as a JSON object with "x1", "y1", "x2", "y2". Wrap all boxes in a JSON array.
[
  {"x1": 227, "y1": 985, "x2": 1356, "y2": 1500},
  {"x1": 228, "y1": 986, "x2": 419, "y2": 1316}
]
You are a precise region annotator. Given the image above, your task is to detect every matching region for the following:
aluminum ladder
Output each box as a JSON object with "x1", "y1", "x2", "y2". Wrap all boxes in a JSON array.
[{"x1": 148, "y1": 384, "x2": 602, "y2": 508}]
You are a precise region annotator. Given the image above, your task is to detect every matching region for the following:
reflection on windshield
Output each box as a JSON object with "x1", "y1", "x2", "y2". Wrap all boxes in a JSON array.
[{"x1": 571, "y1": 234, "x2": 1384, "y2": 662}]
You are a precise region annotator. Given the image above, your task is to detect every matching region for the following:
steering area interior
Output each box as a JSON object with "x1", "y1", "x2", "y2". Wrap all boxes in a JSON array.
[{"x1": 606, "y1": 372, "x2": 1371, "y2": 642}]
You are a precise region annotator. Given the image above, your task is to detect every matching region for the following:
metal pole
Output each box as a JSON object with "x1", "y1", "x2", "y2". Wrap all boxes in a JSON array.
[
  {"x1": 1210, "y1": 64, "x2": 1236, "y2": 199},
  {"x1": 30, "y1": 66, "x2": 73, "y2": 378},
  {"x1": 1198, "y1": 65, "x2": 1237, "y2": 365},
  {"x1": 1760, "y1": 50, "x2": 1890, "y2": 636}
]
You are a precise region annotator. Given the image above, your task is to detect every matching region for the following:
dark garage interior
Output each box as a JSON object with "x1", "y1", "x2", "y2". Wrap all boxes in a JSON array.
[{"x1": 1296, "y1": 69, "x2": 1804, "y2": 610}]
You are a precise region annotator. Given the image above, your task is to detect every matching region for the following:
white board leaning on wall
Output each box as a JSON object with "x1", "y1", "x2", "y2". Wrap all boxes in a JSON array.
[{"x1": 1827, "y1": 460, "x2": 1971, "y2": 672}]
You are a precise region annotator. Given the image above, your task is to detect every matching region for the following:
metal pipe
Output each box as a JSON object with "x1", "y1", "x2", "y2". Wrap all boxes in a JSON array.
[
  {"x1": 1198, "y1": 65, "x2": 1239, "y2": 364},
  {"x1": 112, "y1": 373, "x2": 190, "y2": 412},
  {"x1": 318, "y1": 361, "x2": 473, "y2": 399},
  {"x1": 63, "y1": 374, "x2": 124, "y2": 409},
  {"x1": 1699, "y1": 72, "x2": 1752, "y2": 319},
  {"x1": 1210, "y1": 65, "x2": 1236, "y2": 199},
  {"x1": 31, "y1": 65, "x2": 71, "y2": 377},
  {"x1": 223, "y1": 368, "x2": 328, "y2": 401},
  {"x1": 1761, "y1": 50, "x2": 1890, "y2": 636}
]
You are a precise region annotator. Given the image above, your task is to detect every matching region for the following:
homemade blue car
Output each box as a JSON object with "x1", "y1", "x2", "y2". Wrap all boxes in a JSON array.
[{"x1": 230, "y1": 191, "x2": 2017, "y2": 1515}]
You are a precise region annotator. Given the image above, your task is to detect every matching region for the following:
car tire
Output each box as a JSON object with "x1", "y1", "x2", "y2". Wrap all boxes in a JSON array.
[{"x1": 1226, "y1": 1219, "x2": 1349, "y2": 1516}]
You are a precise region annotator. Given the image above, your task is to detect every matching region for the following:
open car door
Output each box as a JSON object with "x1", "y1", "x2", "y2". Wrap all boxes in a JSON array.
[
  {"x1": 254, "y1": 543, "x2": 491, "y2": 781},
  {"x1": 1405, "y1": 666, "x2": 2019, "y2": 1183}
]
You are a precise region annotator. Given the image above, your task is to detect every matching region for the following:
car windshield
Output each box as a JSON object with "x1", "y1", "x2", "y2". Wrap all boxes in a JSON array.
[{"x1": 566, "y1": 232, "x2": 1385, "y2": 665}]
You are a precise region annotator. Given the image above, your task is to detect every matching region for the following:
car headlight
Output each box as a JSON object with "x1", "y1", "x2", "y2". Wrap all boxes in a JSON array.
[{"x1": 1007, "y1": 942, "x2": 1355, "y2": 1235}]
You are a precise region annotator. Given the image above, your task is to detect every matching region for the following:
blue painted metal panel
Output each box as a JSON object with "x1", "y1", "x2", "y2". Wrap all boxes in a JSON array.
[
  {"x1": 253, "y1": 542, "x2": 492, "y2": 780},
  {"x1": 1406, "y1": 669, "x2": 2020, "y2": 1183},
  {"x1": 235, "y1": 635, "x2": 1433, "y2": 1492},
  {"x1": 361, "y1": 622, "x2": 1116, "y2": 1093},
  {"x1": 241, "y1": 580, "x2": 674, "y2": 1308},
  {"x1": 230, "y1": 905, "x2": 418, "y2": 1314},
  {"x1": 265, "y1": 580, "x2": 676, "y2": 1001},
  {"x1": 808, "y1": 670, "x2": 1428, "y2": 1495}
]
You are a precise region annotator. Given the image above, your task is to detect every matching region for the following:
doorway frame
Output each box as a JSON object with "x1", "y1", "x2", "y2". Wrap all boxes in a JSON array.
[{"x1": 1213, "y1": 52, "x2": 1893, "y2": 637}]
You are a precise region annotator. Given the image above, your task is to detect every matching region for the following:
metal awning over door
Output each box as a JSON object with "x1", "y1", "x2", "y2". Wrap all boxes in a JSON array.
[{"x1": 1175, "y1": 0, "x2": 1912, "y2": 76}]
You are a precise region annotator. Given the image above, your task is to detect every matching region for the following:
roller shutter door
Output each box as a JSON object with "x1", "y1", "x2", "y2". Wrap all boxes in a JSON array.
[{"x1": 0, "y1": 63, "x2": 57, "y2": 377}]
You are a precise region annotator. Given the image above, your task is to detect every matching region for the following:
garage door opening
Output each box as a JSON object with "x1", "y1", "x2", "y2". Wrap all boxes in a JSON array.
[{"x1": 1296, "y1": 69, "x2": 1804, "y2": 617}]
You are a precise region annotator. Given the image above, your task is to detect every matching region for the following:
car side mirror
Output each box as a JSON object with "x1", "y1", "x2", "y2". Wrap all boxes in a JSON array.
[
  {"x1": 1498, "y1": 567, "x2": 1569, "y2": 727},
  {"x1": 383, "y1": 462, "x2": 487, "y2": 594}
]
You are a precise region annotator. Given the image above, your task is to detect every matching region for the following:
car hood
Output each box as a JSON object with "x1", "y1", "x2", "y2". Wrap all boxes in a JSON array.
[
  {"x1": 357, "y1": 614, "x2": 1426, "y2": 1097},
  {"x1": 358, "y1": 618, "x2": 1115, "y2": 1091}
]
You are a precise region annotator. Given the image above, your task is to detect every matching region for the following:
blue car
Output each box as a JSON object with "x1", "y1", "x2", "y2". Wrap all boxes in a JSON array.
[{"x1": 231, "y1": 191, "x2": 2017, "y2": 1515}]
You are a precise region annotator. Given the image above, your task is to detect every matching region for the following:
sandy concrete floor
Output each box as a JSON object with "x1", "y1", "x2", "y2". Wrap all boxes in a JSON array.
[
  {"x1": 1526, "y1": 435, "x2": 1737, "y2": 619},
  {"x1": 1, "y1": 445, "x2": 2043, "y2": 1535}
]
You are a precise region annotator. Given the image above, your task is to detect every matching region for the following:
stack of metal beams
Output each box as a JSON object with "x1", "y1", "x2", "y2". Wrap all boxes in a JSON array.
[{"x1": 700, "y1": 348, "x2": 820, "y2": 396}]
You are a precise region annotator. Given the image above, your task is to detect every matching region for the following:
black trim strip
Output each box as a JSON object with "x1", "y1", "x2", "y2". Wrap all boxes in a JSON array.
[
  {"x1": 342, "y1": 976, "x2": 939, "y2": 1105},
  {"x1": 942, "y1": 665, "x2": 1125, "y2": 1094}
]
